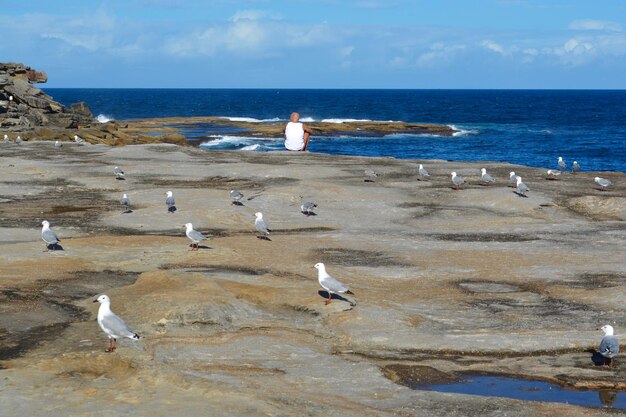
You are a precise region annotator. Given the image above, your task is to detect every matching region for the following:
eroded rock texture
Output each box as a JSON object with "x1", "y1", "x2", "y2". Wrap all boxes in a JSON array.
[{"x1": 0, "y1": 62, "x2": 93, "y2": 131}]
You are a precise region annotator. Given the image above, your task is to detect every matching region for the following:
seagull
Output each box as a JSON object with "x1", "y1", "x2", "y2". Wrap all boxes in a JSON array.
[
  {"x1": 418, "y1": 164, "x2": 430, "y2": 180},
  {"x1": 113, "y1": 166, "x2": 125, "y2": 180},
  {"x1": 546, "y1": 169, "x2": 561, "y2": 180},
  {"x1": 54, "y1": 141, "x2": 63, "y2": 148},
  {"x1": 508, "y1": 171, "x2": 517, "y2": 188},
  {"x1": 121, "y1": 194, "x2": 131, "y2": 213},
  {"x1": 2, "y1": 134, "x2": 9, "y2": 143},
  {"x1": 480, "y1": 168, "x2": 495, "y2": 185},
  {"x1": 558, "y1": 156, "x2": 566, "y2": 170},
  {"x1": 314, "y1": 262, "x2": 354, "y2": 305},
  {"x1": 516, "y1": 176, "x2": 530, "y2": 196},
  {"x1": 595, "y1": 177, "x2": 612, "y2": 191},
  {"x1": 364, "y1": 169, "x2": 378, "y2": 182},
  {"x1": 451, "y1": 172, "x2": 465, "y2": 190},
  {"x1": 300, "y1": 201, "x2": 317, "y2": 216},
  {"x1": 599, "y1": 324, "x2": 619, "y2": 368},
  {"x1": 15, "y1": 135, "x2": 22, "y2": 144},
  {"x1": 254, "y1": 212, "x2": 271, "y2": 239},
  {"x1": 230, "y1": 189, "x2": 244, "y2": 205},
  {"x1": 93, "y1": 294, "x2": 140, "y2": 353},
  {"x1": 74, "y1": 135, "x2": 84, "y2": 144},
  {"x1": 184, "y1": 223, "x2": 207, "y2": 251},
  {"x1": 165, "y1": 191, "x2": 176, "y2": 213},
  {"x1": 572, "y1": 161, "x2": 581, "y2": 173},
  {"x1": 41, "y1": 220, "x2": 60, "y2": 252}
]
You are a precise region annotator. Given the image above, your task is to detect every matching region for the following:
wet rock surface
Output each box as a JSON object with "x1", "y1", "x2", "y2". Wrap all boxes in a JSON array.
[{"x1": 0, "y1": 142, "x2": 625, "y2": 416}]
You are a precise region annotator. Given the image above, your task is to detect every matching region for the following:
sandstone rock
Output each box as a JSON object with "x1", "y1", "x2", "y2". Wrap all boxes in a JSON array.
[{"x1": 0, "y1": 62, "x2": 94, "y2": 132}]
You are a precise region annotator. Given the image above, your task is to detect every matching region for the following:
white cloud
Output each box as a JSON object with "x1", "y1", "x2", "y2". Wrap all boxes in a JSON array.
[
  {"x1": 569, "y1": 20, "x2": 622, "y2": 32},
  {"x1": 480, "y1": 40, "x2": 506, "y2": 54},
  {"x1": 230, "y1": 10, "x2": 278, "y2": 22},
  {"x1": 164, "y1": 19, "x2": 335, "y2": 57},
  {"x1": 416, "y1": 43, "x2": 466, "y2": 68}
]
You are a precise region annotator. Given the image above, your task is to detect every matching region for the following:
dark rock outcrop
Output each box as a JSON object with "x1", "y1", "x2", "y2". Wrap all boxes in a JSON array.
[{"x1": 0, "y1": 62, "x2": 94, "y2": 132}]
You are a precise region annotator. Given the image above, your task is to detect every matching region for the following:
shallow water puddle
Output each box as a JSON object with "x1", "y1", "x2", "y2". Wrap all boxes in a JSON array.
[{"x1": 416, "y1": 375, "x2": 626, "y2": 410}]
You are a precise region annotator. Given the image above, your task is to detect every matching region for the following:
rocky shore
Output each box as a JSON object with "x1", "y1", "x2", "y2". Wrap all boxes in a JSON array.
[
  {"x1": 1, "y1": 139, "x2": 625, "y2": 416},
  {"x1": 1, "y1": 62, "x2": 455, "y2": 146}
]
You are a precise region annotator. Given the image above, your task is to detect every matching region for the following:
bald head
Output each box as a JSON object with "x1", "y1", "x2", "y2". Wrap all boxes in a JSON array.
[{"x1": 290, "y1": 112, "x2": 300, "y2": 122}]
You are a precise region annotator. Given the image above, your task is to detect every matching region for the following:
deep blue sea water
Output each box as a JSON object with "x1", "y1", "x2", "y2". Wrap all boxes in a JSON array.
[{"x1": 45, "y1": 89, "x2": 626, "y2": 172}]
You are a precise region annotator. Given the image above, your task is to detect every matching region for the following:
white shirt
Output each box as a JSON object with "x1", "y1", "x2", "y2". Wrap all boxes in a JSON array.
[{"x1": 284, "y1": 122, "x2": 305, "y2": 150}]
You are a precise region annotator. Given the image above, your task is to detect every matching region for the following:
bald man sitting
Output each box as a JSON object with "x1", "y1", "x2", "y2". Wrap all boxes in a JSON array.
[{"x1": 284, "y1": 112, "x2": 312, "y2": 151}]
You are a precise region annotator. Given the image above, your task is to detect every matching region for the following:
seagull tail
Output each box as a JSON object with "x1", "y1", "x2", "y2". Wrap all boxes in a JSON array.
[
  {"x1": 346, "y1": 290, "x2": 354, "y2": 295},
  {"x1": 132, "y1": 333, "x2": 141, "y2": 340}
]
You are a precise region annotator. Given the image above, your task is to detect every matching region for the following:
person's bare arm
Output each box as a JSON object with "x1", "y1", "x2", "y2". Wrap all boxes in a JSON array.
[{"x1": 302, "y1": 123, "x2": 312, "y2": 134}]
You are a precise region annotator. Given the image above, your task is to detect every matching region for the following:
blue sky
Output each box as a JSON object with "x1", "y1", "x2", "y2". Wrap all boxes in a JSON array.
[{"x1": 2, "y1": 0, "x2": 626, "y2": 88}]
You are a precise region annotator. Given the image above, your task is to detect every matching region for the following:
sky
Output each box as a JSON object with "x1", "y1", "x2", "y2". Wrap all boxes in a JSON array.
[{"x1": 1, "y1": 0, "x2": 626, "y2": 88}]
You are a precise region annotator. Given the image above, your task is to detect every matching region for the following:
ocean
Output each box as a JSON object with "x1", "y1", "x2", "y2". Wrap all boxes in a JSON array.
[{"x1": 44, "y1": 89, "x2": 626, "y2": 172}]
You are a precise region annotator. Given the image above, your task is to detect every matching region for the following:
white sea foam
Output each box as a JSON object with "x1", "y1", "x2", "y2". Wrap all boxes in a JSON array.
[
  {"x1": 448, "y1": 124, "x2": 479, "y2": 137},
  {"x1": 240, "y1": 144, "x2": 262, "y2": 151},
  {"x1": 321, "y1": 118, "x2": 373, "y2": 123},
  {"x1": 199, "y1": 135, "x2": 279, "y2": 150},
  {"x1": 96, "y1": 114, "x2": 114, "y2": 123},
  {"x1": 220, "y1": 116, "x2": 282, "y2": 123},
  {"x1": 299, "y1": 117, "x2": 315, "y2": 122}
]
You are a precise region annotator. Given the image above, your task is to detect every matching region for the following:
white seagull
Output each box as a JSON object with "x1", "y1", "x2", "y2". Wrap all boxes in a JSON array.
[
  {"x1": 184, "y1": 223, "x2": 207, "y2": 251},
  {"x1": 74, "y1": 135, "x2": 84, "y2": 144},
  {"x1": 121, "y1": 193, "x2": 131, "y2": 212},
  {"x1": 516, "y1": 176, "x2": 530, "y2": 196},
  {"x1": 2, "y1": 134, "x2": 9, "y2": 143},
  {"x1": 300, "y1": 201, "x2": 317, "y2": 216},
  {"x1": 598, "y1": 324, "x2": 619, "y2": 368},
  {"x1": 254, "y1": 212, "x2": 271, "y2": 239},
  {"x1": 451, "y1": 172, "x2": 465, "y2": 190},
  {"x1": 93, "y1": 295, "x2": 140, "y2": 353},
  {"x1": 508, "y1": 171, "x2": 517, "y2": 187},
  {"x1": 546, "y1": 169, "x2": 561, "y2": 180},
  {"x1": 41, "y1": 220, "x2": 60, "y2": 252},
  {"x1": 54, "y1": 140, "x2": 63, "y2": 148},
  {"x1": 595, "y1": 177, "x2": 612, "y2": 191},
  {"x1": 113, "y1": 166, "x2": 125, "y2": 180},
  {"x1": 230, "y1": 189, "x2": 244, "y2": 205},
  {"x1": 165, "y1": 191, "x2": 176, "y2": 213},
  {"x1": 418, "y1": 164, "x2": 430, "y2": 180},
  {"x1": 314, "y1": 262, "x2": 354, "y2": 305},
  {"x1": 557, "y1": 156, "x2": 566, "y2": 170},
  {"x1": 480, "y1": 168, "x2": 495, "y2": 185},
  {"x1": 572, "y1": 161, "x2": 581, "y2": 172}
]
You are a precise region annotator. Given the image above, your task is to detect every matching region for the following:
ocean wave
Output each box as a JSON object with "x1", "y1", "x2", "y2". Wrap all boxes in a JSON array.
[
  {"x1": 199, "y1": 135, "x2": 279, "y2": 150},
  {"x1": 220, "y1": 116, "x2": 282, "y2": 123},
  {"x1": 96, "y1": 114, "x2": 114, "y2": 123},
  {"x1": 448, "y1": 124, "x2": 479, "y2": 137},
  {"x1": 299, "y1": 117, "x2": 315, "y2": 122}
]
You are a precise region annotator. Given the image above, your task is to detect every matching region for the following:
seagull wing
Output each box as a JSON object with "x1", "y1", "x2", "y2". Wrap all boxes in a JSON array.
[
  {"x1": 42, "y1": 229, "x2": 59, "y2": 244},
  {"x1": 320, "y1": 275, "x2": 349, "y2": 293},
  {"x1": 256, "y1": 219, "x2": 270, "y2": 233},
  {"x1": 188, "y1": 229, "x2": 207, "y2": 242},
  {"x1": 166, "y1": 196, "x2": 175, "y2": 206},
  {"x1": 600, "y1": 336, "x2": 619, "y2": 358},
  {"x1": 100, "y1": 312, "x2": 139, "y2": 340}
]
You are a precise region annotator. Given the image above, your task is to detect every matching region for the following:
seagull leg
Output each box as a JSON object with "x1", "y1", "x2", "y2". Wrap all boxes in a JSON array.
[
  {"x1": 43, "y1": 244, "x2": 49, "y2": 252},
  {"x1": 112, "y1": 338, "x2": 117, "y2": 352},
  {"x1": 325, "y1": 292, "x2": 332, "y2": 305},
  {"x1": 610, "y1": 358, "x2": 615, "y2": 368},
  {"x1": 105, "y1": 338, "x2": 114, "y2": 353}
]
